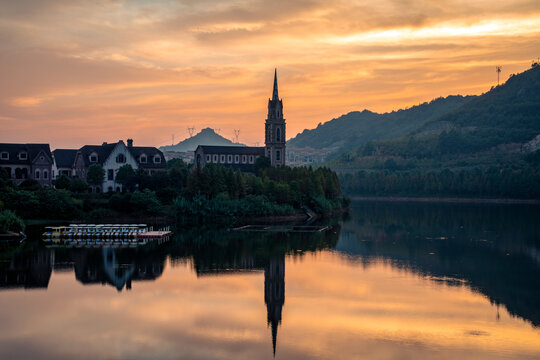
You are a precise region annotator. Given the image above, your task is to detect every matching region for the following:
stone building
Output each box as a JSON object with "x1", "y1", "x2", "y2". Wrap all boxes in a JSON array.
[
  {"x1": 194, "y1": 69, "x2": 286, "y2": 170},
  {"x1": 0, "y1": 143, "x2": 53, "y2": 187}
]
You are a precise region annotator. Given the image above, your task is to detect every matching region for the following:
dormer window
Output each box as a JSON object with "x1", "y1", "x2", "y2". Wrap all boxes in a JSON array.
[
  {"x1": 116, "y1": 154, "x2": 126, "y2": 163},
  {"x1": 19, "y1": 152, "x2": 27, "y2": 160},
  {"x1": 0, "y1": 152, "x2": 8, "y2": 160},
  {"x1": 89, "y1": 152, "x2": 98, "y2": 163},
  {"x1": 140, "y1": 155, "x2": 147, "y2": 164},
  {"x1": 153, "y1": 155, "x2": 161, "y2": 164}
]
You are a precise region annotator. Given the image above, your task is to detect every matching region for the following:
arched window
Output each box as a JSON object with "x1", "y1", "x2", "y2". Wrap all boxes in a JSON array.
[
  {"x1": 35, "y1": 169, "x2": 40, "y2": 179},
  {"x1": 276, "y1": 127, "x2": 281, "y2": 142},
  {"x1": 116, "y1": 154, "x2": 125, "y2": 163},
  {"x1": 153, "y1": 155, "x2": 161, "y2": 164},
  {"x1": 43, "y1": 170, "x2": 49, "y2": 180},
  {"x1": 276, "y1": 150, "x2": 281, "y2": 161}
]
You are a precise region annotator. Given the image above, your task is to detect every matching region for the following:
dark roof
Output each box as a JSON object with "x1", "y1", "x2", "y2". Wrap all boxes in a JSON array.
[
  {"x1": 128, "y1": 146, "x2": 166, "y2": 168},
  {"x1": 0, "y1": 143, "x2": 52, "y2": 165},
  {"x1": 78, "y1": 143, "x2": 117, "y2": 167},
  {"x1": 196, "y1": 145, "x2": 265, "y2": 155},
  {"x1": 52, "y1": 149, "x2": 77, "y2": 168}
]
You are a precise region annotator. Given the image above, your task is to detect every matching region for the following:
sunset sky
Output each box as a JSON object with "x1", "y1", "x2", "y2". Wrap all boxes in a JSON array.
[{"x1": 1, "y1": 0, "x2": 539, "y2": 149}]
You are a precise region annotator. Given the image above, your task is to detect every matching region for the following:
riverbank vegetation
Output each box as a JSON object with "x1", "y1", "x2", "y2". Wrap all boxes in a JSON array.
[{"x1": 0, "y1": 159, "x2": 348, "y2": 226}]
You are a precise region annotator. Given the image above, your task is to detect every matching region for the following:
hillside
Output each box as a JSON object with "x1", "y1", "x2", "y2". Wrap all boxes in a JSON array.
[
  {"x1": 335, "y1": 64, "x2": 540, "y2": 199},
  {"x1": 287, "y1": 95, "x2": 472, "y2": 154},
  {"x1": 160, "y1": 128, "x2": 243, "y2": 153}
]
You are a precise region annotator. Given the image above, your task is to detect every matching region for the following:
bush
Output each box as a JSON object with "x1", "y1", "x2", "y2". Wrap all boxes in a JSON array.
[
  {"x1": 130, "y1": 189, "x2": 161, "y2": 214},
  {"x1": 54, "y1": 174, "x2": 71, "y2": 190},
  {"x1": 0, "y1": 210, "x2": 25, "y2": 233},
  {"x1": 69, "y1": 178, "x2": 88, "y2": 193}
]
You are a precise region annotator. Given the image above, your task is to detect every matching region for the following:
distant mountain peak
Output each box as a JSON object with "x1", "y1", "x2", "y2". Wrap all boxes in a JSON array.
[{"x1": 160, "y1": 128, "x2": 244, "y2": 153}]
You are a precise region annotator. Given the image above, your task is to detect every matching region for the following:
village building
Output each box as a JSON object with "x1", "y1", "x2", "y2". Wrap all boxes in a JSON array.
[
  {"x1": 52, "y1": 149, "x2": 77, "y2": 179},
  {"x1": 73, "y1": 139, "x2": 166, "y2": 193},
  {"x1": 0, "y1": 143, "x2": 53, "y2": 187},
  {"x1": 194, "y1": 69, "x2": 286, "y2": 170}
]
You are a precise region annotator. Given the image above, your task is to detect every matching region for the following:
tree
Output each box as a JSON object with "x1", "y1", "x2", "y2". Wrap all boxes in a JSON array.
[
  {"x1": 255, "y1": 156, "x2": 271, "y2": 174},
  {"x1": 87, "y1": 164, "x2": 105, "y2": 187},
  {"x1": 0, "y1": 210, "x2": 25, "y2": 233},
  {"x1": 115, "y1": 164, "x2": 136, "y2": 191},
  {"x1": 54, "y1": 174, "x2": 71, "y2": 190},
  {"x1": 69, "y1": 178, "x2": 88, "y2": 193}
]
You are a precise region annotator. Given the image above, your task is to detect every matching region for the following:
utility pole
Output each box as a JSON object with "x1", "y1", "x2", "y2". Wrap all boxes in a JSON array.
[
  {"x1": 234, "y1": 129, "x2": 240, "y2": 143},
  {"x1": 171, "y1": 134, "x2": 174, "y2": 145},
  {"x1": 496, "y1": 66, "x2": 501, "y2": 86},
  {"x1": 188, "y1": 127, "x2": 195, "y2": 137}
]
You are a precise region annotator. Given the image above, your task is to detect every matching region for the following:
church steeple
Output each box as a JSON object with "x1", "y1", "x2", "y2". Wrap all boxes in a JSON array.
[
  {"x1": 272, "y1": 68, "x2": 279, "y2": 101},
  {"x1": 265, "y1": 69, "x2": 286, "y2": 166}
]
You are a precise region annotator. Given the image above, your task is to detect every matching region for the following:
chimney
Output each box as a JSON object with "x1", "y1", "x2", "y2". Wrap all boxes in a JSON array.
[
  {"x1": 127, "y1": 139, "x2": 133, "y2": 147},
  {"x1": 102, "y1": 142, "x2": 108, "y2": 146}
]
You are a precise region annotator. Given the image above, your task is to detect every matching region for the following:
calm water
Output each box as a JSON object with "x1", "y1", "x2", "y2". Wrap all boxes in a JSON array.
[{"x1": 1, "y1": 201, "x2": 539, "y2": 359}]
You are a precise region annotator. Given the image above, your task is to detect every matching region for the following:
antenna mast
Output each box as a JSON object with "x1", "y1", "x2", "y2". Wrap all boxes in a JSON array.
[{"x1": 496, "y1": 66, "x2": 501, "y2": 86}]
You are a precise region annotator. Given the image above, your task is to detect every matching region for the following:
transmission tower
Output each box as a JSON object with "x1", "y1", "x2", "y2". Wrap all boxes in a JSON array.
[
  {"x1": 254, "y1": 142, "x2": 259, "y2": 147},
  {"x1": 234, "y1": 129, "x2": 240, "y2": 143},
  {"x1": 171, "y1": 134, "x2": 175, "y2": 145},
  {"x1": 496, "y1": 66, "x2": 501, "y2": 85},
  {"x1": 187, "y1": 127, "x2": 195, "y2": 137},
  {"x1": 215, "y1": 128, "x2": 221, "y2": 135}
]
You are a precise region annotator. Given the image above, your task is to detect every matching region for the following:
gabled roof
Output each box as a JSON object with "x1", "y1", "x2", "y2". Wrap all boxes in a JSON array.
[
  {"x1": 0, "y1": 143, "x2": 52, "y2": 165},
  {"x1": 196, "y1": 145, "x2": 265, "y2": 155},
  {"x1": 78, "y1": 143, "x2": 117, "y2": 167},
  {"x1": 128, "y1": 146, "x2": 166, "y2": 168},
  {"x1": 53, "y1": 149, "x2": 77, "y2": 168}
]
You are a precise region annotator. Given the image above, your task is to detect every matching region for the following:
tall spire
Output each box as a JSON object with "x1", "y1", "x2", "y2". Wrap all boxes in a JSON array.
[{"x1": 272, "y1": 68, "x2": 279, "y2": 101}]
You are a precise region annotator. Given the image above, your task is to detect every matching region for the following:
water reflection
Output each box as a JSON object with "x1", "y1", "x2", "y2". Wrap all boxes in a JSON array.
[{"x1": 0, "y1": 202, "x2": 539, "y2": 359}]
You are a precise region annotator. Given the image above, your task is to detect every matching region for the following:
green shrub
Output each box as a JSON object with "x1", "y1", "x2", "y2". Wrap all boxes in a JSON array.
[{"x1": 0, "y1": 210, "x2": 25, "y2": 233}]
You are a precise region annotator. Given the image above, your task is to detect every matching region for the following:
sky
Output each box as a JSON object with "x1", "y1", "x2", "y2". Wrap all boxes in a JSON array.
[{"x1": 1, "y1": 0, "x2": 539, "y2": 149}]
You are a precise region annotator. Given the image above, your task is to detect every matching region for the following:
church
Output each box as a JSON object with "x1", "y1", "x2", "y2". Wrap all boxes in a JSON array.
[{"x1": 194, "y1": 69, "x2": 286, "y2": 171}]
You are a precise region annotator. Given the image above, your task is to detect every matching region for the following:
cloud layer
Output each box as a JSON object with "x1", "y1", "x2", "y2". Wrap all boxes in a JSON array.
[{"x1": 1, "y1": 0, "x2": 539, "y2": 148}]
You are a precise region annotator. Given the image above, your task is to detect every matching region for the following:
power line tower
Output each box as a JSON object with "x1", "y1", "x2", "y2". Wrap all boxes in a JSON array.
[
  {"x1": 496, "y1": 66, "x2": 501, "y2": 85},
  {"x1": 234, "y1": 129, "x2": 240, "y2": 143},
  {"x1": 254, "y1": 142, "x2": 259, "y2": 147},
  {"x1": 187, "y1": 127, "x2": 195, "y2": 137},
  {"x1": 171, "y1": 134, "x2": 175, "y2": 145},
  {"x1": 215, "y1": 128, "x2": 221, "y2": 135}
]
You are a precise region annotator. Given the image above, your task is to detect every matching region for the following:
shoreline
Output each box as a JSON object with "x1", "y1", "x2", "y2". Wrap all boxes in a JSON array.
[{"x1": 351, "y1": 196, "x2": 540, "y2": 205}]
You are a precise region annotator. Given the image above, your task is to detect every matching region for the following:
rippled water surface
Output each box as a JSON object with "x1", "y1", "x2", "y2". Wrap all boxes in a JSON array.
[{"x1": 1, "y1": 201, "x2": 539, "y2": 359}]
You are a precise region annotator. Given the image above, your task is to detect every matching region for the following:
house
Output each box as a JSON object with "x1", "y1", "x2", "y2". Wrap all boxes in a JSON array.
[
  {"x1": 73, "y1": 139, "x2": 165, "y2": 192},
  {"x1": 194, "y1": 69, "x2": 286, "y2": 171},
  {"x1": 52, "y1": 149, "x2": 77, "y2": 179},
  {"x1": 0, "y1": 143, "x2": 53, "y2": 187}
]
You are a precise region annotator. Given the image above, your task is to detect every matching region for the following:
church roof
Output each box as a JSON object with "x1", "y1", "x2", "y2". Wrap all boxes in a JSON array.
[{"x1": 272, "y1": 68, "x2": 279, "y2": 101}]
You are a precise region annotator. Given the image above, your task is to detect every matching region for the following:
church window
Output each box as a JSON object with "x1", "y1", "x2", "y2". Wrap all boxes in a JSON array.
[
  {"x1": 220, "y1": 155, "x2": 226, "y2": 163},
  {"x1": 227, "y1": 155, "x2": 233, "y2": 163},
  {"x1": 234, "y1": 155, "x2": 239, "y2": 163},
  {"x1": 242, "y1": 155, "x2": 247, "y2": 163},
  {"x1": 213, "y1": 154, "x2": 218, "y2": 163},
  {"x1": 276, "y1": 150, "x2": 281, "y2": 161},
  {"x1": 276, "y1": 127, "x2": 281, "y2": 142},
  {"x1": 206, "y1": 155, "x2": 211, "y2": 162}
]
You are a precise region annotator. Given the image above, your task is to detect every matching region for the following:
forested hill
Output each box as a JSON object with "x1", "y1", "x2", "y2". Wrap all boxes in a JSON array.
[
  {"x1": 287, "y1": 95, "x2": 472, "y2": 152},
  {"x1": 415, "y1": 64, "x2": 540, "y2": 151}
]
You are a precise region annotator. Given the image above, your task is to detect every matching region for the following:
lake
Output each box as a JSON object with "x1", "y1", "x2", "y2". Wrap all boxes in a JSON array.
[{"x1": 0, "y1": 201, "x2": 539, "y2": 359}]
